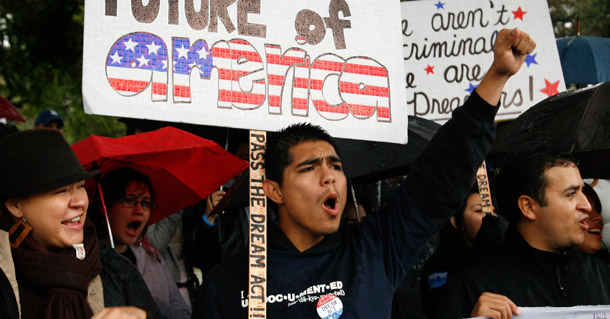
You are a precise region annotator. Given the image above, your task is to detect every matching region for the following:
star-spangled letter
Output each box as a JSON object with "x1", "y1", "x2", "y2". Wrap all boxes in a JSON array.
[
  {"x1": 197, "y1": 47, "x2": 210, "y2": 59},
  {"x1": 525, "y1": 53, "x2": 538, "y2": 68},
  {"x1": 147, "y1": 42, "x2": 161, "y2": 56},
  {"x1": 512, "y1": 7, "x2": 527, "y2": 21},
  {"x1": 110, "y1": 51, "x2": 122, "y2": 64},
  {"x1": 540, "y1": 79, "x2": 560, "y2": 97},
  {"x1": 176, "y1": 45, "x2": 189, "y2": 59},
  {"x1": 124, "y1": 38, "x2": 137, "y2": 52},
  {"x1": 435, "y1": 1, "x2": 445, "y2": 9},
  {"x1": 137, "y1": 55, "x2": 149, "y2": 67}
]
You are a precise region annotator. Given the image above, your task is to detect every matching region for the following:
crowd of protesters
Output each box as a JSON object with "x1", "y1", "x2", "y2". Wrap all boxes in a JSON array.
[{"x1": 1, "y1": 27, "x2": 610, "y2": 319}]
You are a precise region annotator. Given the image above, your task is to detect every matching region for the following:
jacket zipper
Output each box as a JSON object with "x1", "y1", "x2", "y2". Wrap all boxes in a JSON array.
[{"x1": 555, "y1": 266, "x2": 567, "y2": 297}]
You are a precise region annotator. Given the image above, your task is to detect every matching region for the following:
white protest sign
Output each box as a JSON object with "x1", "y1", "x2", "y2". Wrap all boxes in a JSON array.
[
  {"x1": 470, "y1": 305, "x2": 610, "y2": 319},
  {"x1": 83, "y1": 0, "x2": 408, "y2": 143},
  {"x1": 402, "y1": 0, "x2": 566, "y2": 124}
]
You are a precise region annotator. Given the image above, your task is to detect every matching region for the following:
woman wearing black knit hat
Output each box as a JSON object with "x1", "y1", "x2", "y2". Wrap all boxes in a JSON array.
[{"x1": 0, "y1": 129, "x2": 164, "y2": 319}]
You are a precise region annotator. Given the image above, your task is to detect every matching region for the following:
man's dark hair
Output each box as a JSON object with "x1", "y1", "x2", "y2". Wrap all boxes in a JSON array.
[
  {"x1": 265, "y1": 123, "x2": 339, "y2": 185},
  {"x1": 497, "y1": 146, "x2": 576, "y2": 224}
]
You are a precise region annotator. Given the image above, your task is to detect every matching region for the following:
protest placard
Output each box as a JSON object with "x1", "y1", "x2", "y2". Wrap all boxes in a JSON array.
[
  {"x1": 83, "y1": 0, "x2": 408, "y2": 143},
  {"x1": 402, "y1": 0, "x2": 566, "y2": 124},
  {"x1": 469, "y1": 305, "x2": 610, "y2": 319}
]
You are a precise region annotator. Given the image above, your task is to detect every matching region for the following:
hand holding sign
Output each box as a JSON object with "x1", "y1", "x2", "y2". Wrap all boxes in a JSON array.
[{"x1": 471, "y1": 292, "x2": 520, "y2": 319}]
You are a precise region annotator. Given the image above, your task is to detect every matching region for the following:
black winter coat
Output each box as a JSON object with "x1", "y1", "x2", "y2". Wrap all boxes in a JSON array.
[
  {"x1": 99, "y1": 241, "x2": 166, "y2": 319},
  {"x1": 420, "y1": 215, "x2": 502, "y2": 318},
  {"x1": 439, "y1": 227, "x2": 610, "y2": 318}
]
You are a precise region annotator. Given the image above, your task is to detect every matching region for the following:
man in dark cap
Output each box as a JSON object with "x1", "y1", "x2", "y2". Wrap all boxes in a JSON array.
[{"x1": 34, "y1": 109, "x2": 64, "y2": 134}]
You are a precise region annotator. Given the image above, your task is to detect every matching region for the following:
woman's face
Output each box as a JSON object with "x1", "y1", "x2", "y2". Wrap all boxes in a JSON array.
[
  {"x1": 108, "y1": 181, "x2": 151, "y2": 249},
  {"x1": 461, "y1": 193, "x2": 497, "y2": 242},
  {"x1": 577, "y1": 194, "x2": 604, "y2": 254},
  {"x1": 6, "y1": 181, "x2": 88, "y2": 250}
]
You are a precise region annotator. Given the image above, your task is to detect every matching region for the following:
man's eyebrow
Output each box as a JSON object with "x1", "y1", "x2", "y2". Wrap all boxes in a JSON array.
[
  {"x1": 295, "y1": 155, "x2": 342, "y2": 168},
  {"x1": 562, "y1": 184, "x2": 581, "y2": 194}
]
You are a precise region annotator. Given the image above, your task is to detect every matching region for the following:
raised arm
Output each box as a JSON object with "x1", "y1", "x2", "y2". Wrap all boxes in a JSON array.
[
  {"x1": 477, "y1": 28, "x2": 536, "y2": 105},
  {"x1": 406, "y1": 28, "x2": 535, "y2": 225}
]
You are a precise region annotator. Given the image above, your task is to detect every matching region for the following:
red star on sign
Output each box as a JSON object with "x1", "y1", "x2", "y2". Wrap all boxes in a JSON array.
[
  {"x1": 540, "y1": 79, "x2": 560, "y2": 97},
  {"x1": 425, "y1": 65, "x2": 435, "y2": 74},
  {"x1": 512, "y1": 6, "x2": 527, "y2": 20}
]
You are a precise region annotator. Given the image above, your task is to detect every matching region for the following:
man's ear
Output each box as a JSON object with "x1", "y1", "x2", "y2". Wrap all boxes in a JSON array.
[
  {"x1": 449, "y1": 216, "x2": 459, "y2": 230},
  {"x1": 517, "y1": 195, "x2": 537, "y2": 221},
  {"x1": 263, "y1": 180, "x2": 284, "y2": 205},
  {"x1": 4, "y1": 198, "x2": 24, "y2": 219}
]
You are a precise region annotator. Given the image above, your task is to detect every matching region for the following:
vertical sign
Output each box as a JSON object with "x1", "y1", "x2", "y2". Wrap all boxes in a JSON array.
[
  {"x1": 249, "y1": 130, "x2": 267, "y2": 317},
  {"x1": 476, "y1": 162, "x2": 493, "y2": 215}
]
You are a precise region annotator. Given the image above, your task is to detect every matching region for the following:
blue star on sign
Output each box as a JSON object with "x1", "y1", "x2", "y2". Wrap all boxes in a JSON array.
[
  {"x1": 525, "y1": 53, "x2": 538, "y2": 68},
  {"x1": 465, "y1": 83, "x2": 479, "y2": 93},
  {"x1": 435, "y1": 1, "x2": 445, "y2": 9}
]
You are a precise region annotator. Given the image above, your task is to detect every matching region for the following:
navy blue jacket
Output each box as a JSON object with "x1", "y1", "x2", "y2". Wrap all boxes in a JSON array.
[{"x1": 194, "y1": 91, "x2": 499, "y2": 319}]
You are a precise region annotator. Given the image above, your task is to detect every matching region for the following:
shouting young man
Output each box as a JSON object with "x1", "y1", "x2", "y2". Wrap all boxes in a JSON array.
[{"x1": 193, "y1": 28, "x2": 535, "y2": 319}]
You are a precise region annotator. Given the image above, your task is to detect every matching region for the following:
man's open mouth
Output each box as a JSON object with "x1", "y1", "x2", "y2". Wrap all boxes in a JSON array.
[
  {"x1": 324, "y1": 197, "x2": 337, "y2": 210},
  {"x1": 322, "y1": 194, "x2": 339, "y2": 216}
]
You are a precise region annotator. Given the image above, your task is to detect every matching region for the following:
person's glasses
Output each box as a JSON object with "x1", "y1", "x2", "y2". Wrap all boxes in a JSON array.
[{"x1": 119, "y1": 197, "x2": 155, "y2": 210}]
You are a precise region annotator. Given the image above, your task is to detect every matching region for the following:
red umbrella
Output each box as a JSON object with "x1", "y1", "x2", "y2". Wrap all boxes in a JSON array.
[
  {"x1": 0, "y1": 97, "x2": 26, "y2": 122},
  {"x1": 72, "y1": 126, "x2": 248, "y2": 224}
]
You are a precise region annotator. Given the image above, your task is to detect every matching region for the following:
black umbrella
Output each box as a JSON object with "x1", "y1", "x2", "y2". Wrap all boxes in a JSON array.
[
  {"x1": 491, "y1": 81, "x2": 610, "y2": 178},
  {"x1": 213, "y1": 116, "x2": 442, "y2": 212},
  {"x1": 335, "y1": 115, "x2": 441, "y2": 183}
]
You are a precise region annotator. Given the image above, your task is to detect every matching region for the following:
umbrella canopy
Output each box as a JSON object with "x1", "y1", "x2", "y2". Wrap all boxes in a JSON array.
[
  {"x1": 72, "y1": 126, "x2": 248, "y2": 224},
  {"x1": 215, "y1": 116, "x2": 441, "y2": 212},
  {"x1": 556, "y1": 35, "x2": 610, "y2": 84},
  {"x1": 336, "y1": 115, "x2": 441, "y2": 183},
  {"x1": 491, "y1": 81, "x2": 610, "y2": 178},
  {"x1": 0, "y1": 97, "x2": 26, "y2": 122}
]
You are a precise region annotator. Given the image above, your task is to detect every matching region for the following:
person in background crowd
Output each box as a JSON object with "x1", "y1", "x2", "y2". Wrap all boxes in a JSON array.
[
  {"x1": 91, "y1": 167, "x2": 191, "y2": 319},
  {"x1": 146, "y1": 209, "x2": 199, "y2": 307},
  {"x1": 33, "y1": 109, "x2": 64, "y2": 134},
  {"x1": 0, "y1": 122, "x2": 18, "y2": 138},
  {"x1": 576, "y1": 183, "x2": 610, "y2": 264},
  {"x1": 0, "y1": 130, "x2": 163, "y2": 319},
  {"x1": 183, "y1": 135, "x2": 274, "y2": 279},
  {"x1": 439, "y1": 148, "x2": 610, "y2": 319},
  {"x1": 194, "y1": 28, "x2": 536, "y2": 318},
  {"x1": 420, "y1": 181, "x2": 503, "y2": 318}
]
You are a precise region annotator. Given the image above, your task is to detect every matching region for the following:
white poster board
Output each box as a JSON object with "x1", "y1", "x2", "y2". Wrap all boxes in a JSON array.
[
  {"x1": 470, "y1": 305, "x2": 610, "y2": 319},
  {"x1": 83, "y1": 0, "x2": 408, "y2": 143},
  {"x1": 402, "y1": 0, "x2": 566, "y2": 124}
]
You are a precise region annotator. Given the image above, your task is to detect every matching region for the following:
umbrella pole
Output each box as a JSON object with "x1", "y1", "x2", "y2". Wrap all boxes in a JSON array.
[
  {"x1": 475, "y1": 161, "x2": 493, "y2": 215},
  {"x1": 97, "y1": 183, "x2": 115, "y2": 249},
  {"x1": 349, "y1": 181, "x2": 361, "y2": 222},
  {"x1": 248, "y1": 130, "x2": 267, "y2": 318}
]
